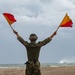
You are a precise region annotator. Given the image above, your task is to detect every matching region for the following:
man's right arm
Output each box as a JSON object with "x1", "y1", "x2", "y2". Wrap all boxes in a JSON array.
[
  {"x1": 38, "y1": 31, "x2": 57, "y2": 46},
  {"x1": 49, "y1": 31, "x2": 57, "y2": 39}
]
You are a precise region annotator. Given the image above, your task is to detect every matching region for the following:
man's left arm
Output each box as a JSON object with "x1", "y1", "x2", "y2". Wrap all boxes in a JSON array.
[{"x1": 13, "y1": 29, "x2": 28, "y2": 46}]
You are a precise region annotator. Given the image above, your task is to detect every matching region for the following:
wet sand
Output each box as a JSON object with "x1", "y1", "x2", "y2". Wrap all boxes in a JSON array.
[{"x1": 0, "y1": 66, "x2": 75, "y2": 75}]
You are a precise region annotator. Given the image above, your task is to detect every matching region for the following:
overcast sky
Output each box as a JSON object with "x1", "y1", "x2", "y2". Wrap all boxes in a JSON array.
[{"x1": 0, "y1": 0, "x2": 75, "y2": 64}]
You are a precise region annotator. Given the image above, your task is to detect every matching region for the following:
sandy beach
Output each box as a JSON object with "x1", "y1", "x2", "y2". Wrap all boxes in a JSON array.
[{"x1": 0, "y1": 66, "x2": 75, "y2": 75}]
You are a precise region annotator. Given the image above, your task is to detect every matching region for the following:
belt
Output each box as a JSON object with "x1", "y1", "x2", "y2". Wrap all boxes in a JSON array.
[
  {"x1": 29, "y1": 58, "x2": 38, "y2": 61},
  {"x1": 25, "y1": 59, "x2": 38, "y2": 64}
]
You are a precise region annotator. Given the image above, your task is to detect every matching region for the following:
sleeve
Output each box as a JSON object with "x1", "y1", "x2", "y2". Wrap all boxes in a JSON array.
[
  {"x1": 17, "y1": 36, "x2": 29, "y2": 46},
  {"x1": 38, "y1": 37, "x2": 52, "y2": 47}
]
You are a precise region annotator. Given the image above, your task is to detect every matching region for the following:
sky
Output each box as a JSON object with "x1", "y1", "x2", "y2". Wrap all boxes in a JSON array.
[{"x1": 0, "y1": 0, "x2": 75, "y2": 64}]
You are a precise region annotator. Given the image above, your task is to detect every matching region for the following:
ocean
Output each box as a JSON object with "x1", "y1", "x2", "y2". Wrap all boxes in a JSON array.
[
  {"x1": 0, "y1": 63, "x2": 75, "y2": 68},
  {"x1": 41, "y1": 63, "x2": 75, "y2": 67}
]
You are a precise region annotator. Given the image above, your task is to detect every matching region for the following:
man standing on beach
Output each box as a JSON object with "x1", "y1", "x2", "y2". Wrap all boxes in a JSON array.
[{"x1": 13, "y1": 29, "x2": 57, "y2": 75}]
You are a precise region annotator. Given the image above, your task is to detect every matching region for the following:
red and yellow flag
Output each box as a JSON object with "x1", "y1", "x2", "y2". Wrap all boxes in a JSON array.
[
  {"x1": 59, "y1": 13, "x2": 73, "y2": 27},
  {"x1": 3, "y1": 13, "x2": 16, "y2": 25}
]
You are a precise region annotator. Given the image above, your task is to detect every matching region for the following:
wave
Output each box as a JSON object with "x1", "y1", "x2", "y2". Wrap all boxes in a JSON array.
[{"x1": 59, "y1": 57, "x2": 75, "y2": 63}]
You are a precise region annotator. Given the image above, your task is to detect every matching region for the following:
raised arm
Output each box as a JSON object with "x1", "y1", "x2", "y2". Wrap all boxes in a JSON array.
[
  {"x1": 13, "y1": 29, "x2": 28, "y2": 46},
  {"x1": 13, "y1": 29, "x2": 19, "y2": 37},
  {"x1": 38, "y1": 31, "x2": 57, "y2": 46},
  {"x1": 49, "y1": 31, "x2": 57, "y2": 39}
]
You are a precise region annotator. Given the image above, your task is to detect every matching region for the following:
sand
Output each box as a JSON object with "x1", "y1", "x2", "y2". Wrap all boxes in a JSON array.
[{"x1": 0, "y1": 66, "x2": 75, "y2": 75}]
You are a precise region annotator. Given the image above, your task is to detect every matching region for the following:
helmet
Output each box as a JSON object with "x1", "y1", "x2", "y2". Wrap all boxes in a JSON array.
[{"x1": 29, "y1": 33, "x2": 38, "y2": 41}]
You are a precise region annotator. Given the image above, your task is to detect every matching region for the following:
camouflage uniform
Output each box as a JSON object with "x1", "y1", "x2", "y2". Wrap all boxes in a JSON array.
[{"x1": 17, "y1": 36, "x2": 52, "y2": 75}]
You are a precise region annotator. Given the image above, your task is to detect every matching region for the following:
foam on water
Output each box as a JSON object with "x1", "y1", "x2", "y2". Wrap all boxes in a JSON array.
[{"x1": 0, "y1": 63, "x2": 75, "y2": 68}]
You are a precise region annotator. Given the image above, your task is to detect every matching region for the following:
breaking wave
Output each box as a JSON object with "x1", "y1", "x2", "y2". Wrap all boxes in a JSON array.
[{"x1": 59, "y1": 57, "x2": 75, "y2": 63}]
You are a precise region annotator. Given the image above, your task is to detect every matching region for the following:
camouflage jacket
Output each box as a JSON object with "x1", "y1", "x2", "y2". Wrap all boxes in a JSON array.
[{"x1": 17, "y1": 36, "x2": 52, "y2": 61}]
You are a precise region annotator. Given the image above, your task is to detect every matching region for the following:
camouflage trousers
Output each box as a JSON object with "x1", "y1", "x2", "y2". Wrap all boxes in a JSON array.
[{"x1": 25, "y1": 61, "x2": 41, "y2": 75}]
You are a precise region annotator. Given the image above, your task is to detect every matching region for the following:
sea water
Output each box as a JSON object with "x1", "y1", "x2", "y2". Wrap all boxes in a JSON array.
[
  {"x1": 0, "y1": 63, "x2": 75, "y2": 68},
  {"x1": 41, "y1": 63, "x2": 75, "y2": 67}
]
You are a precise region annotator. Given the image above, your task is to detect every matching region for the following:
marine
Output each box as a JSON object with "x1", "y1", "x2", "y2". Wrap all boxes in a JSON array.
[{"x1": 13, "y1": 29, "x2": 57, "y2": 75}]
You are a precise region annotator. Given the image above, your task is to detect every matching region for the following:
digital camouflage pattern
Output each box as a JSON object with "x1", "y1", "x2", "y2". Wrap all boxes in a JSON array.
[
  {"x1": 17, "y1": 36, "x2": 52, "y2": 75},
  {"x1": 26, "y1": 61, "x2": 41, "y2": 75}
]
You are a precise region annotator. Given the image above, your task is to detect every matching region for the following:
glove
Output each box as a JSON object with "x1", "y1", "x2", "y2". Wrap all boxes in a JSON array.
[{"x1": 13, "y1": 29, "x2": 18, "y2": 34}]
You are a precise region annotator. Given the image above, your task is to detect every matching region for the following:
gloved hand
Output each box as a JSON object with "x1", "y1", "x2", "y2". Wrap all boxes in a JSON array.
[
  {"x1": 13, "y1": 29, "x2": 19, "y2": 37},
  {"x1": 13, "y1": 29, "x2": 18, "y2": 34}
]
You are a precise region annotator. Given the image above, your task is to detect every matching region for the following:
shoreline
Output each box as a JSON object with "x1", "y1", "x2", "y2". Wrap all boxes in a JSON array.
[{"x1": 0, "y1": 66, "x2": 75, "y2": 75}]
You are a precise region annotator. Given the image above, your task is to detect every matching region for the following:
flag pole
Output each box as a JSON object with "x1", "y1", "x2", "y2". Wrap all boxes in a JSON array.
[
  {"x1": 56, "y1": 25, "x2": 60, "y2": 32},
  {"x1": 56, "y1": 13, "x2": 67, "y2": 32},
  {"x1": 9, "y1": 25, "x2": 14, "y2": 31}
]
